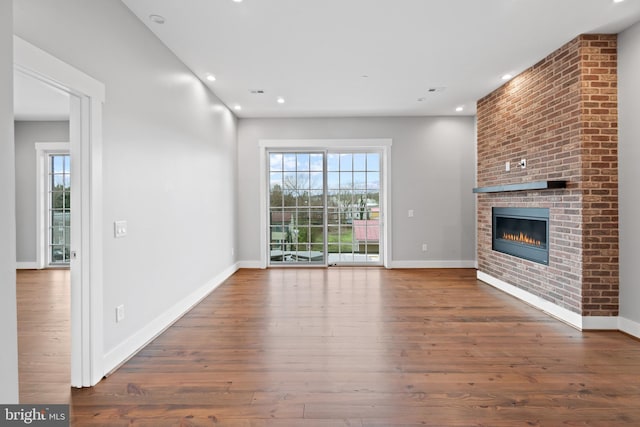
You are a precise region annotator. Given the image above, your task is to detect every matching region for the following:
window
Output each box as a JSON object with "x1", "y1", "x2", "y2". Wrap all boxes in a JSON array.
[{"x1": 48, "y1": 154, "x2": 71, "y2": 265}]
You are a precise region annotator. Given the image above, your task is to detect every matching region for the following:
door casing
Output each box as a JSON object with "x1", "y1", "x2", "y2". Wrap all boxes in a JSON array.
[{"x1": 15, "y1": 36, "x2": 105, "y2": 387}]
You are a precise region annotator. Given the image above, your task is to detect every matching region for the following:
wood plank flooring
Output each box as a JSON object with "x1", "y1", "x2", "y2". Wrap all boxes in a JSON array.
[
  {"x1": 17, "y1": 268, "x2": 640, "y2": 426},
  {"x1": 16, "y1": 268, "x2": 71, "y2": 404}
]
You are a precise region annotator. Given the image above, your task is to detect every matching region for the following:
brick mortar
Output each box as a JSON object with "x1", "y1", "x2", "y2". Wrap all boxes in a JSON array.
[{"x1": 476, "y1": 35, "x2": 619, "y2": 316}]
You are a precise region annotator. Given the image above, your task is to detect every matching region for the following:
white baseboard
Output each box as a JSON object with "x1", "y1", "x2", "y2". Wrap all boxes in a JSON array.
[
  {"x1": 582, "y1": 316, "x2": 619, "y2": 330},
  {"x1": 478, "y1": 271, "x2": 640, "y2": 339},
  {"x1": 103, "y1": 262, "x2": 239, "y2": 375},
  {"x1": 237, "y1": 260, "x2": 266, "y2": 269},
  {"x1": 16, "y1": 262, "x2": 38, "y2": 269},
  {"x1": 390, "y1": 260, "x2": 478, "y2": 269},
  {"x1": 477, "y1": 271, "x2": 631, "y2": 333},
  {"x1": 619, "y1": 317, "x2": 640, "y2": 339},
  {"x1": 477, "y1": 271, "x2": 584, "y2": 329}
]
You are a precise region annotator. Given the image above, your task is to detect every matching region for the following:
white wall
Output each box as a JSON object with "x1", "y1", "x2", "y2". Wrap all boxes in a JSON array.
[
  {"x1": 14, "y1": 121, "x2": 69, "y2": 264},
  {"x1": 14, "y1": 0, "x2": 238, "y2": 365},
  {"x1": 237, "y1": 117, "x2": 476, "y2": 266},
  {"x1": 0, "y1": 0, "x2": 19, "y2": 404},
  {"x1": 619, "y1": 21, "x2": 640, "y2": 328}
]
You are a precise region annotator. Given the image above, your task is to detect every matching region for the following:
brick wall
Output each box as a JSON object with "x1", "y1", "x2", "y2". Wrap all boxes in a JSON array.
[{"x1": 476, "y1": 35, "x2": 618, "y2": 317}]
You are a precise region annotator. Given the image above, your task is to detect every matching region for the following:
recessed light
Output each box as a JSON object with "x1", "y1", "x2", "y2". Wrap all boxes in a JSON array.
[
  {"x1": 417, "y1": 97, "x2": 426, "y2": 102},
  {"x1": 205, "y1": 74, "x2": 216, "y2": 82},
  {"x1": 456, "y1": 106, "x2": 464, "y2": 112},
  {"x1": 233, "y1": 0, "x2": 243, "y2": 2},
  {"x1": 614, "y1": 0, "x2": 625, "y2": 3},
  {"x1": 502, "y1": 74, "x2": 513, "y2": 81},
  {"x1": 149, "y1": 14, "x2": 165, "y2": 24},
  {"x1": 277, "y1": 97, "x2": 285, "y2": 104},
  {"x1": 234, "y1": 105, "x2": 242, "y2": 111}
]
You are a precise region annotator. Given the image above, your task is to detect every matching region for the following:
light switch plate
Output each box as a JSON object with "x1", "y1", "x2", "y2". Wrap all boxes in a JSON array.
[
  {"x1": 114, "y1": 220, "x2": 127, "y2": 238},
  {"x1": 116, "y1": 305, "x2": 125, "y2": 323}
]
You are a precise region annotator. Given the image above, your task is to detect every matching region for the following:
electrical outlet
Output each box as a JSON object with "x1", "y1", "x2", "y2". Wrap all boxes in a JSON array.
[
  {"x1": 505, "y1": 161, "x2": 510, "y2": 172},
  {"x1": 116, "y1": 305, "x2": 125, "y2": 323},
  {"x1": 520, "y1": 159, "x2": 527, "y2": 169},
  {"x1": 231, "y1": 247, "x2": 235, "y2": 256},
  {"x1": 422, "y1": 243, "x2": 428, "y2": 252},
  {"x1": 408, "y1": 209, "x2": 414, "y2": 218}
]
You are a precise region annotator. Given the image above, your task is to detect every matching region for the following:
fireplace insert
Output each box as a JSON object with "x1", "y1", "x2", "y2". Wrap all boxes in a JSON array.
[{"x1": 492, "y1": 207, "x2": 549, "y2": 265}]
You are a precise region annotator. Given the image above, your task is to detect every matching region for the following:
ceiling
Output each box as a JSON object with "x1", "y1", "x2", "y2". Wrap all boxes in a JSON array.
[
  {"x1": 121, "y1": 0, "x2": 640, "y2": 118},
  {"x1": 14, "y1": 71, "x2": 69, "y2": 121},
  {"x1": 13, "y1": 1, "x2": 640, "y2": 120}
]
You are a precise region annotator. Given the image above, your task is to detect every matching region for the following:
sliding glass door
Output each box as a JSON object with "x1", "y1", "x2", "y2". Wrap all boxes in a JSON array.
[{"x1": 268, "y1": 150, "x2": 382, "y2": 266}]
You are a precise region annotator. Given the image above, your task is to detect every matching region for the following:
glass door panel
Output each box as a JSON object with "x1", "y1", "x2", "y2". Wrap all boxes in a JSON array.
[
  {"x1": 269, "y1": 152, "x2": 326, "y2": 265},
  {"x1": 326, "y1": 151, "x2": 381, "y2": 265}
]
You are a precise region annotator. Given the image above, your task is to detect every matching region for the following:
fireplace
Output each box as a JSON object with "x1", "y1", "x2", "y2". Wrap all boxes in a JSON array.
[{"x1": 492, "y1": 207, "x2": 549, "y2": 265}]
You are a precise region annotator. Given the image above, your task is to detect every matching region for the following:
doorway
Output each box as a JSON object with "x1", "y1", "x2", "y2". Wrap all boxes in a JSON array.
[
  {"x1": 262, "y1": 139, "x2": 391, "y2": 268},
  {"x1": 14, "y1": 35, "x2": 105, "y2": 387},
  {"x1": 15, "y1": 68, "x2": 72, "y2": 400}
]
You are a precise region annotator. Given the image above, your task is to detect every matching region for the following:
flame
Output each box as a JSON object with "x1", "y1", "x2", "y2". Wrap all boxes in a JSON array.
[{"x1": 502, "y1": 231, "x2": 541, "y2": 246}]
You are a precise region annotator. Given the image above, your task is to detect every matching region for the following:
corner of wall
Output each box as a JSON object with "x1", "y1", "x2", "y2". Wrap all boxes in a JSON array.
[{"x1": 0, "y1": 0, "x2": 20, "y2": 404}]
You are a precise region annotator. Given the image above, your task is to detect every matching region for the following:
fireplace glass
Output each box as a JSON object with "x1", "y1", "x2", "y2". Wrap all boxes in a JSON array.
[{"x1": 492, "y1": 207, "x2": 549, "y2": 265}]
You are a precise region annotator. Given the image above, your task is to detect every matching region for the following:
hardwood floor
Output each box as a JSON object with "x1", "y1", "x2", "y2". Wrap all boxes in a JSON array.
[
  {"x1": 17, "y1": 268, "x2": 640, "y2": 426},
  {"x1": 16, "y1": 268, "x2": 71, "y2": 404}
]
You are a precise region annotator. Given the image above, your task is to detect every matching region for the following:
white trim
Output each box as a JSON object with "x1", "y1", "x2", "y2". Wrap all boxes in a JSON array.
[
  {"x1": 14, "y1": 37, "x2": 105, "y2": 102},
  {"x1": 103, "y1": 263, "x2": 239, "y2": 375},
  {"x1": 477, "y1": 271, "x2": 624, "y2": 332},
  {"x1": 15, "y1": 36, "x2": 105, "y2": 387},
  {"x1": 259, "y1": 138, "x2": 393, "y2": 149},
  {"x1": 34, "y1": 142, "x2": 69, "y2": 151},
  {"x1": 258, "y1": 146, "x2": 268, "y2": 269},
  {"x1": 581, "y1": 316, "x2": 619, "y2": 330},
  {"x1": 16, "y1": 262, "x2": 38, "y2": 270},
  {"x1": 382, "y1": 144, "x2": 392, "y2": 268},
  {"x1": 35, "y1": 143, "x2": 70, "y2": 269},
  {"x1": 477, "y1": 270, "x2": 583, "y2": 329},
  {"x1": 258, "y1": 139, "x2": 393, "y2": 268},
  {"x1": 619, "y1": 317, "x2": 640, "y2": 339},
  {"x1": 390, "y1": 260, "x2": 477, "y2": 268}
]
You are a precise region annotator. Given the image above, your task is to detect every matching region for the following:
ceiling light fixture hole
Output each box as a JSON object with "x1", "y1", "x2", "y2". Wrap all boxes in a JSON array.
[{"x1": 149, "y1": 14, "x2": 165, "y2": 24}]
